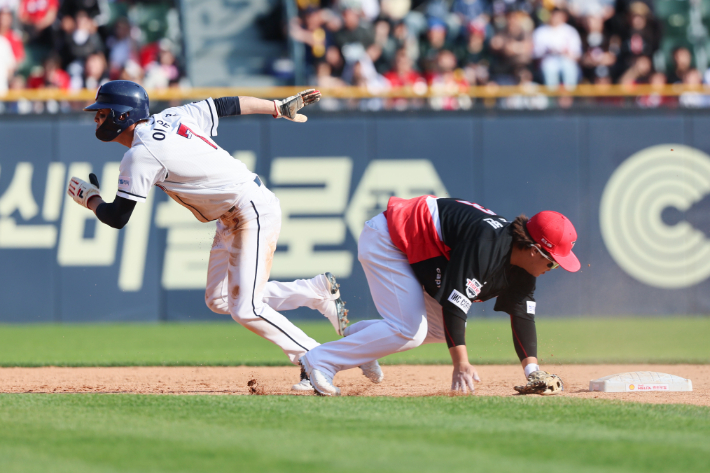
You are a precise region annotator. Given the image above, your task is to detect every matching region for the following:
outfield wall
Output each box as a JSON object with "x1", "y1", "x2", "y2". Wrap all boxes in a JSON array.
[{"x1": 1, "y1": 111, "x2": 709, "y2": 322}]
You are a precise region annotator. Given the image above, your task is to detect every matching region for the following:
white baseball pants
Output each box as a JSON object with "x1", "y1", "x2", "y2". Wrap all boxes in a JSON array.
[
  {"x1": 302, "y1": 212, "x2": 446, "y2": 378},
  {"x1": 203, "y1": 182, "x2": 323, "y2": 365}
]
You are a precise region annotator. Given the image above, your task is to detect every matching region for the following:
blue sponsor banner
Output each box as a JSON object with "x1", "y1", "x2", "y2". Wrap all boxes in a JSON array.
[{"x1": 0, "y1": 112, "x2": 709, "y2": 323}]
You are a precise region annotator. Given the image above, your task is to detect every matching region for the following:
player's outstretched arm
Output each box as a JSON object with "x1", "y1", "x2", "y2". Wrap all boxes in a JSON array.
[{"x1": 213, "y1": 90, "x2": 321, "y2": 122}]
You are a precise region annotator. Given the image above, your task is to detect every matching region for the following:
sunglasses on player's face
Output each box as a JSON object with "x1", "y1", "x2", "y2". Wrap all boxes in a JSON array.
[{"x1": 531, "y1": 245, "x2": 559, "y2": 270}]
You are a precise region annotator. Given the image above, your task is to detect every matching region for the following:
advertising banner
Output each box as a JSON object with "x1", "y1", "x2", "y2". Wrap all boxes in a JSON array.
[{"x1": 0, "y1": 112, "x2": 708, "y2": 322}]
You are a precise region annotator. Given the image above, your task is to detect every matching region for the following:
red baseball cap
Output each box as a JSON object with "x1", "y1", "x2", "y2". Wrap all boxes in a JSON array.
[{"x1": 526, "y1": 211, "x2": 580, "y2": 272}]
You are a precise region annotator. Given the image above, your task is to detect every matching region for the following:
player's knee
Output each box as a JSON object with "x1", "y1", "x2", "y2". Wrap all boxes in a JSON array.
[
  {"x1": 396, "y1": 318, "x2": 428, "y2": 346},
  {"x1": 229, "y1": 295, "x2": 261, "y2": 322}
]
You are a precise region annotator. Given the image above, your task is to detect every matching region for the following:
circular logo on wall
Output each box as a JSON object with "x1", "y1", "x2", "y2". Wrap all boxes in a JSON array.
[{"x1": 600, "y1": 144, "x2": 710, "y2": 288}]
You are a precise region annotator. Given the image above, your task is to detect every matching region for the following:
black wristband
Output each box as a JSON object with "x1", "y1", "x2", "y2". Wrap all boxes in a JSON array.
[{"x1": 214, "y1": 96, "x2": 241, "y2": 117}]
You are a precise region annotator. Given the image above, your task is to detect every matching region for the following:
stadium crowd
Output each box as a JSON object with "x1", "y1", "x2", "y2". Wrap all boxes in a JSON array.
[
  {"x1": 0, "y1": 0, "x2": 183, "y2": 103},
  {"x1": 2, "y1": 0, "x2": 709, "y2": 111},
  {"x1": 289, "y1": 0, "x2": 710, "y2": 108}
]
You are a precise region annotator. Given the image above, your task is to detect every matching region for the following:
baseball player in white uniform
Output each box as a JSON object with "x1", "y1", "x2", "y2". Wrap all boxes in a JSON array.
[{"x1": 66, "y1": 80, "x2": 382, "y2": 391}]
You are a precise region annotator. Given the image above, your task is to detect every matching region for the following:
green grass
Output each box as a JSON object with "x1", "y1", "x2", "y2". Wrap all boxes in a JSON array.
[
  {"x1": 0, "y1": 394, "x2": 708, "y2": 473},
  {"x1": 0, "y1": 317, "x2": 708, "y2": 366}
]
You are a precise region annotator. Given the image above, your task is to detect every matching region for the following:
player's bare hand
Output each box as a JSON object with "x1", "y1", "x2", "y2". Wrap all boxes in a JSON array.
[
  {"x1": 273, "y1": 89, "x2": 321, "y2": 123},
  {"x1": 67, "y1": 176, "x2": 101, "y2": 209},
  {"x1": 451, "y1": 363, "x2": 481, "y2": 394}
]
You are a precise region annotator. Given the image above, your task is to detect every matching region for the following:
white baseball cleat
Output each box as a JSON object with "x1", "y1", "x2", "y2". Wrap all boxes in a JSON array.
[
  {"x1": 292, "y1": 364, "x2": 315, "y2": 392},
  {"x1": 322, "y1": 272, "x2": 349, "y2": 336},
  {"x1": 359, "y1": 360, "x2": 384, "y2": 384},
  {"x1": 301, "y1": 356, "x2": 340, "y2": 396},
  {"x1": 310, "y1": 369, "x2": 341, "y2": 396}
]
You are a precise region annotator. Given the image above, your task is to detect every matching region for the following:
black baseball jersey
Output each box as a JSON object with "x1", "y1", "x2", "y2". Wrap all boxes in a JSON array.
[{"x1": 385, "y1": 196, "x2": 538, "y2": 359}]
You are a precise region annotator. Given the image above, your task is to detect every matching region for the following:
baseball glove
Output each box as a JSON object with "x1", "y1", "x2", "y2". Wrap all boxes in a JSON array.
[
  {"x1": 514, "y1": 370, "x2": 564, "y2": 395},
  {"x1": 273, "y1": 89, "x2": 321, "y2": 123}
]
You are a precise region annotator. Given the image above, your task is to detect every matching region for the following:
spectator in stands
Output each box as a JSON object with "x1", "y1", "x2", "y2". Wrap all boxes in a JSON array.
[
  {"x1": 419, "y1": 17, "x2": 451, "y2": 74},
  {"x1": 667, "y1": 46, "x2": 692, "y2": 85},
  {"x1": 679, "y1": 68, "x2": 710, "y2": 108},
  {"x1": 106, "y1": 17, "x2": 137, "y2": 80},
  {"x1": 18, "y1": 0, "x2": 58, "y2": 48},
  {"x1": 315, "y1": 60, "x2": 346, "y2": 89},
  {"x1": 371, "y1": 18, "x2": 396, "y2": 74},
  {"x1": 501, "y1": 66, "x2": 549, "y2": 110},
  {"x1": 384, "y1": 47, "x2": 426, "y2": 89},
  {"x1": 58, "y1": 10, "x2": 104, "y2": 68},
  {"x1": 427, "y1": 49, "x2": 468, "y2": 109},
  {"x1": 343, "y1": 53, "x2": 388, "y2": 94},
  {"x1": 0, "y1": 7, "x2": 23, "y2": 64},
  {"x1": 0, "y1": 28, "x2": 14, "y2": 94},
  {"x1": 118, "y1": 58, "x2": 144, "y2": 84},
  {"x1": 80, "y1": 50, "x2": 107, "y2": 90},
  {"x1": 532, "y1": 7, "x2": 581, "y2": 89},
  {"x1": 27, "y1": 51, "x2": 69, "y2": 89},
  {"x1": 325, "y1": 44, "x2": 345, "y2": 77},
  {"x1": 389, "y1": 19, "x2": 418, "y2": 64},
  {"x1": 426, "y1": 49, "x2": 468, "y2": 94},
  {"x1": 636, "y1": 71, "x2": 674, "y2": 108},
  {"x1": 290, "y1": 7, "x2": 333, "y2": 71},
  {"x1": 614, "y1": 1, "x2": 659, "y2": 81},
  {"x1": 488, "y1": 10, "x2": 533, "y2": 85},
  {"x1": 619, "y1": 54, "x2": 653, "y2": 84},
  {"x1": 457, "y1": 19, "x2": 488, "y2": 67},
  {"x1": 143, "y1": 39, "x2": 181, "y2": 89},
  {"x1": 383, "y1": 47, "x2": 426, "y2": 109},
  {"x1": 579, "y1": 13, "x2": 617, "y2": 83},
  {"x1": 334, "y1": 4, "x2": 374, "y2": 64}
]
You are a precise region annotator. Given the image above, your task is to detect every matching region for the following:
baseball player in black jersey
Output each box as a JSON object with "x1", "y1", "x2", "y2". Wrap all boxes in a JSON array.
[{"x1": 300, "y1": 195, "x2": 580, "y2": 396}]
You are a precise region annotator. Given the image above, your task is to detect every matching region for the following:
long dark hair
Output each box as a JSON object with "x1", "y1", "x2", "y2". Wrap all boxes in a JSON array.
[{"x1": 510, "y1": 214, "x2": 536, "y2": 250}]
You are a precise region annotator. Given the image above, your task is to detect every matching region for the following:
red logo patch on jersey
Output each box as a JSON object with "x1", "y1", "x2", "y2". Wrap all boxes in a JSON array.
[{"x1": 465, "y1": 278, "x2": 482, "y2": 298}]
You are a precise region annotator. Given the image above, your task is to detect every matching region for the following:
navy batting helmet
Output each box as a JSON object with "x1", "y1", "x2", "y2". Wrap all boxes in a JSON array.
[{"x1": 84, "y1": 80, "x2": 150, "y2": 142}]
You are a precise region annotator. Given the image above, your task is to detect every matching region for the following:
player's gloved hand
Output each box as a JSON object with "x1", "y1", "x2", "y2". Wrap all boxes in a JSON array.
[
  {"x1": 514, "y1": 370, "x2": 564, "y2": 395},
  {"x1": 67, "y1": 173, "x2": 101, "y2": 209},
  {"x1": 273, "y1": 89, "x2": 321, "y2": 123},
  {"x1": 451, "y1": 363, "x2": 481, "y2": 394}
]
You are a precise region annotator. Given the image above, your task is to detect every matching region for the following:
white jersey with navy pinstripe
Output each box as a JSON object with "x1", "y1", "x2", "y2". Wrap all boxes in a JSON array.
[{"x1": 116, "y1": 98, "x2": 257, "y2": 222}]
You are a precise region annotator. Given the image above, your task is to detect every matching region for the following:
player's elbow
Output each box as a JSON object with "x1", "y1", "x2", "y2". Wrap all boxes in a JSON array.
[{"x1": 102, "y1": 218, "x2": 128, "y2": 230}]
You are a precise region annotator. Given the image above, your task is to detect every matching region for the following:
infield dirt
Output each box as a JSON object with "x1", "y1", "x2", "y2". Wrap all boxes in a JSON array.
[{"x1": 1, "y1": 364, "x2": 707, "y2": 406}]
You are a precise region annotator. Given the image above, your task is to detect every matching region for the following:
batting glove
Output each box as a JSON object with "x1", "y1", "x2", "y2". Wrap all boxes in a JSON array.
[
  {"x1": 273, "y1": 89, "x2": 321, "y2": 123},
  {"x1": 67, "y1": 173, "x2": 101, "y2": 209}
]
